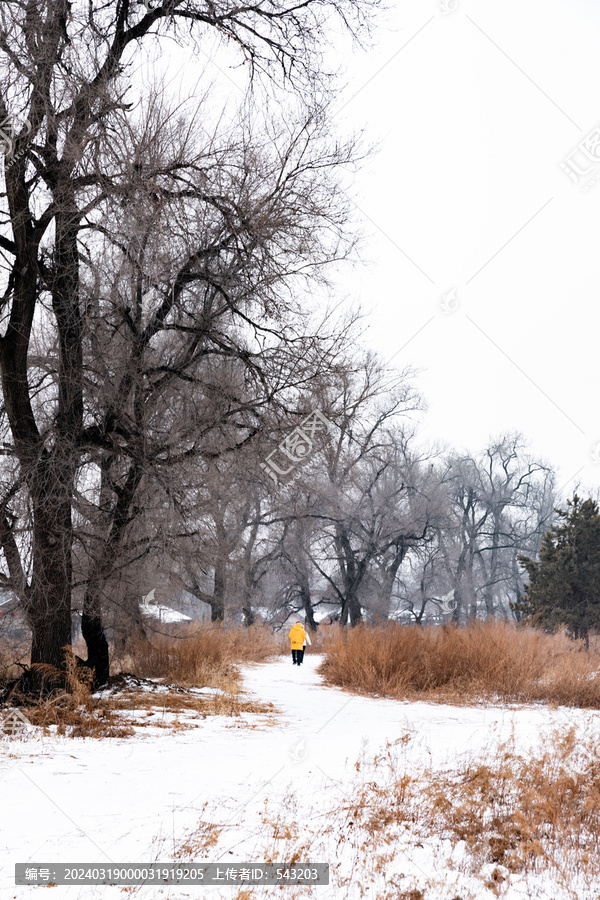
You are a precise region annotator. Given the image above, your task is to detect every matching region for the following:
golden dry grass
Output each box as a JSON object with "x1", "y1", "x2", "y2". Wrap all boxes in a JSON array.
[
  {"x1": 15, "y1": 675, "x2": 275, "y2": 739},
  {"x1": 1, "y1": 630, "x2": 279, "y2": 739},
  {"x1": 334, "y1": 727, "x2": 600, "y2": 895},
  {"x1": 9, "y1": 652, "x2": 135, "y2": 739},
  {"x1": 0, "y1": 631, "x2": 29, "y2": 682},
  {"x1": 115, "y1": 622, "x2": 281, "y2": 690},
  {"x1": 319, "y1": 620, "x2": 600, "y2": 708},
  {"x1": 173, "y1": 724, "x2": 600, "y2": 899}
]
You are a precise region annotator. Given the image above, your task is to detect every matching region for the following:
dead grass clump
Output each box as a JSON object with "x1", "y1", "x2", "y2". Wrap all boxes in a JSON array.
[
  {"x1": 13, "y1": 678, "x2": 274, "y2": 739},
  {"x1": 174, "y1": 724, "x2": 600, "y2": 898},
  {"x1": 0, "y1": 630, "x2": 30, "y2": 685},
  {"x1": 10, "y1": 652, "x2": 135, "y2": 739},
  {"x1": 320, "y1": 621, "x2": 600, "y2": 708},
  {"x1": 115, "y1": 623, "x2": 280, "y2": 690},
  {"x1": 2, "y1": 645, "x2": 277, "y2": 740},
  {"x1": 24, "y1": 694, "x2": 135, "y2": 739},
  {"x1": 419, "y1": 729, "x2": 600, "y2": 880},
  {"x1": 338, "y1": 728, "x2": 600, "y2": 890},
  {"x1": 102, "y1": 675, "x2": 276, "y2": 720},
  {"x1": 176, "y1": 806, "x2": 223, "y2": 857}
]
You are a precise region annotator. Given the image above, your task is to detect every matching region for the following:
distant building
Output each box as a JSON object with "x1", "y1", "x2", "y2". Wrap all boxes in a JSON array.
[
  {"x1": 140, "y1": 602, "x2": 192, "y2": 625},
  {"x1": 173, "y1": 590, "x2": 211, "y2": 622},
  {"x1": 0, "y1": 593, "x2": 29, "y2": 640}
]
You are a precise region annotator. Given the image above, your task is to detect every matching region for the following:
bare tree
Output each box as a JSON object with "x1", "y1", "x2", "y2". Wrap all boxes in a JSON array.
[
  {"x1": 293, "y1": 359, "x2": 435, "y2": 626},
  {"x1": 0, "y1": 0, "x2": 375, "y2": 688},
  {"x1": 435, "y1": 435, "x2": 555, "y2": 623}
]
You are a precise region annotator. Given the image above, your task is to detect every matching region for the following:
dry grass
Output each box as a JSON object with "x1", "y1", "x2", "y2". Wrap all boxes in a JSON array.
[
  {"x1": 114, "y1": 623, "x2": 281, "y2": 691},
  {"x1": 8, "y1": 651, "x2": 136, "y2": 739},
  {"x1": 330, "y1": 727, "x2": 600, "y2": 896},
  {"x1": 102, "y1": 674, "x2": 276, "y2": 719},
  {"x1": 0, "y1": 631, "x2": 29, "y2": 682},
  {"x1": 1, "y1": 631, "x2": 278, "y2": 739},
  {"x1": 11, "y1": 675, "x2": 275, "y2": 739},
  {"x1": 177, "y1": 726, "x2": 600, "y2": 899},
  {"x1": 1, "y1": 623, "x2": 281, "y2": 699},
  {"x1": 319, "y1": 621, "x2": 600, "y2": 708}
]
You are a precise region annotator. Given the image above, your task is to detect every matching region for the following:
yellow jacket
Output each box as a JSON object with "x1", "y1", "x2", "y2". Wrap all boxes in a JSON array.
[{"x1": 289, "y1": 622, "x2": 306, "y2": 650}]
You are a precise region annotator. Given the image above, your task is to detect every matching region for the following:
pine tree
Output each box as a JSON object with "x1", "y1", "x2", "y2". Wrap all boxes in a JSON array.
[{"x1": 514, "y1": 495, "x2": 600, "y2": 649}]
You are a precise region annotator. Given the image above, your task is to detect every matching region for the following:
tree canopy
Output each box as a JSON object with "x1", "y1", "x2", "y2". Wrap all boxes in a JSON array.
[{"x1": 515, "y1": 495, "x2": 600, "y2": 647}]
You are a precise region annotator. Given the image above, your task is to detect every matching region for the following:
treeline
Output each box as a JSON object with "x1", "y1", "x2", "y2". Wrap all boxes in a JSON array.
[
  {"x1": 0, "y1": 0, "x2": 377, "y2": 688},
  {"x1": 171, "y1": 416, "x2": 556, "y2": 631},
  {"x1": 0, "y1": 0, "x2": 568, "y2": 693}
]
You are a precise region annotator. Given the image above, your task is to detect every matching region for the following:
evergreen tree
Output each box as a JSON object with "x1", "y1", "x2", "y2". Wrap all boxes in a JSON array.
[{"x1": 514, "y1": 495, "x2": 600, "y2": 649}]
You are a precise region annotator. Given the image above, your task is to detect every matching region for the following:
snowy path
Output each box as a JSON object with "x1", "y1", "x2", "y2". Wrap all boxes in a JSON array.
[
  {"x1": 1, "y1": 653, "x2": 599, "y2": 900},
  {"x1": 242, "y1": 654, "x2": 577, "y2": 773}
]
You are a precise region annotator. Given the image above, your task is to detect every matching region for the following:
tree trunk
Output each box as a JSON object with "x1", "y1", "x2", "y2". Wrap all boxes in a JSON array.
[
  {"x1": 298, "y1": 571, "x2": 317, "y2": 631},
  {"x1": 0, "y1": 202, "x2": 77, "y2": 681},
  {"x1": 27, "y1": 456, "x2": 75, "y2": 673},
  {"x1": 81, "y1": 612, "x2": 110, "y2": 686},
  {"x1": 1, "y1": 172, "x2": 84, "y2": 685},
  {"x1": 5, "y1": 459, "x2": 76, "y2": 682},
  {"x1": 242, "y1": 602, "x2": 255, "y2": 626},
  {"x1": 348, "y1": 590, "x2": 363, "y2": 626},
  {"x1": 212, "y1": 556, "x2": 226, "y2": 622},
  {"x1": 340, "y1": 595, "x2": 349, "y2": 626},
  {"x1": 80, "y1": 461, "x2": 142, "y2": 685},
  {"x1": 377, "y1": 548, "x2": 406, "y2": 621},
  {"x1": 336, "y1": 530, "x2": 365, "y2": 627}
]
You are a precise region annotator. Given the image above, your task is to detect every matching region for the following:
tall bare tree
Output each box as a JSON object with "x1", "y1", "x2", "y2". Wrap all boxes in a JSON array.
[
  {"x1": 436, "y1": 435, "x2": 555, "y2": 623},
  {"x1": 0, "y1": 0, "x2": 375, "y2": 687}
]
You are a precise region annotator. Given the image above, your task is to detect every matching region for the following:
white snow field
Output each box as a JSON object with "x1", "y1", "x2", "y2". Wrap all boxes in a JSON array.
[{"x1": 1, "y1": 653, "x2": 600, "y2": 900}]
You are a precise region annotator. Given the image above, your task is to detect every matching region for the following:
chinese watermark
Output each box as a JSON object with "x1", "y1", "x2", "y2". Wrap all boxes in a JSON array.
[
  {"x1": 439, "y1": 0, "x2": 459, "y2": 13},
  {"x1": 261, "y1": 409, "x2": 336, "y2": 485},
  {"x1": 141, "y1": 291, "x2": 161, "y2": 316},
  {"x1": 440, "y1": 288, "x2": 459, "y2": 314},
  {"x1": 436, "y1": 589, "x2": 457, "y2": 614},
  {"x1": 0, "y1": 708, "x2": 32, "y2": 736},
  {"x1": 289, "y1": 738, "x2": 308, "y2": 763},
  {"x1": 561, "y1": 124, "x2": 600, "y2": 191},
  {"x1": 21, "y1": 867, "x2": 53, "y2": 884}
]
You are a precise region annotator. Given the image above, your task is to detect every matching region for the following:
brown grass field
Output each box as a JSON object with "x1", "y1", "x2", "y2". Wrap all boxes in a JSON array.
[
  {"x1": 4, "y1": 619, "x2": 600, "y2": 895},
  {"x1": 1, "y1": 623, "x2": 282, "y2": 737},
  {"x1": 318, "y1": 620, "x2": 600, "y2": 708},
  {"x1": 112, "y1": 621, "x2": 282, "y2": 687}
]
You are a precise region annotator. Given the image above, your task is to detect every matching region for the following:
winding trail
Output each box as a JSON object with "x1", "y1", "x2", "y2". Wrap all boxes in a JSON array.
[{"x1": 1, "y1": 652, "x2": 598, "y2": 899}]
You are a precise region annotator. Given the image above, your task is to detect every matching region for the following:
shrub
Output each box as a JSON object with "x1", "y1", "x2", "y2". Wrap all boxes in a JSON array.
[{"x1": 319, "y1": 620, "x2": 600, "y2": 707}]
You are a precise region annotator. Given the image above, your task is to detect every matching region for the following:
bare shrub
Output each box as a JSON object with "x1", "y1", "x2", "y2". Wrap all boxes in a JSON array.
[
  {"x1": 176, "y1": 725, "x2": 600, "y2": 898},
  {"x1": 114, "y1": 623, "x2": 281, "y2": 690},
  {"x1": 319, "y1": 621, "x2": 600, "y2": 707}
]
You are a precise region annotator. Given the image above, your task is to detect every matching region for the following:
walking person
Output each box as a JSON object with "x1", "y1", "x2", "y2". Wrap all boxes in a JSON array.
[{"x1": 289, "y1": 621, "x2": 307, "y2": 666}]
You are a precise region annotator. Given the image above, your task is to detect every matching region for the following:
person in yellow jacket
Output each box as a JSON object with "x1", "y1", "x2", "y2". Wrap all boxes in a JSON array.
[{"x1": 289, "y1": 620, "x2": 310, "y2": 665}]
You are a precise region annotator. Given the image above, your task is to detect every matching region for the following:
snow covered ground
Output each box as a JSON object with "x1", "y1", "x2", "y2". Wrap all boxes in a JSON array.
[{"x1": 1, "y1": 653, "x2": 600, "y2": 899}]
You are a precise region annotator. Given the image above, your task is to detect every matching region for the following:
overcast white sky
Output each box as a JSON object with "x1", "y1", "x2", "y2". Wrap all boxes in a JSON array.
[
  {"x1": 331, "y1": 0, "x2": 600, "y2": 498},
  {"x1": 154, "y1": 0, "x2": 600, "y2": 498}
]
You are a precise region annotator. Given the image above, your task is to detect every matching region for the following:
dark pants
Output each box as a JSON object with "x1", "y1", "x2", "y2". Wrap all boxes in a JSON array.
[{"x1": 292, "y1": 648, "x2": 305, "y2": 665}]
